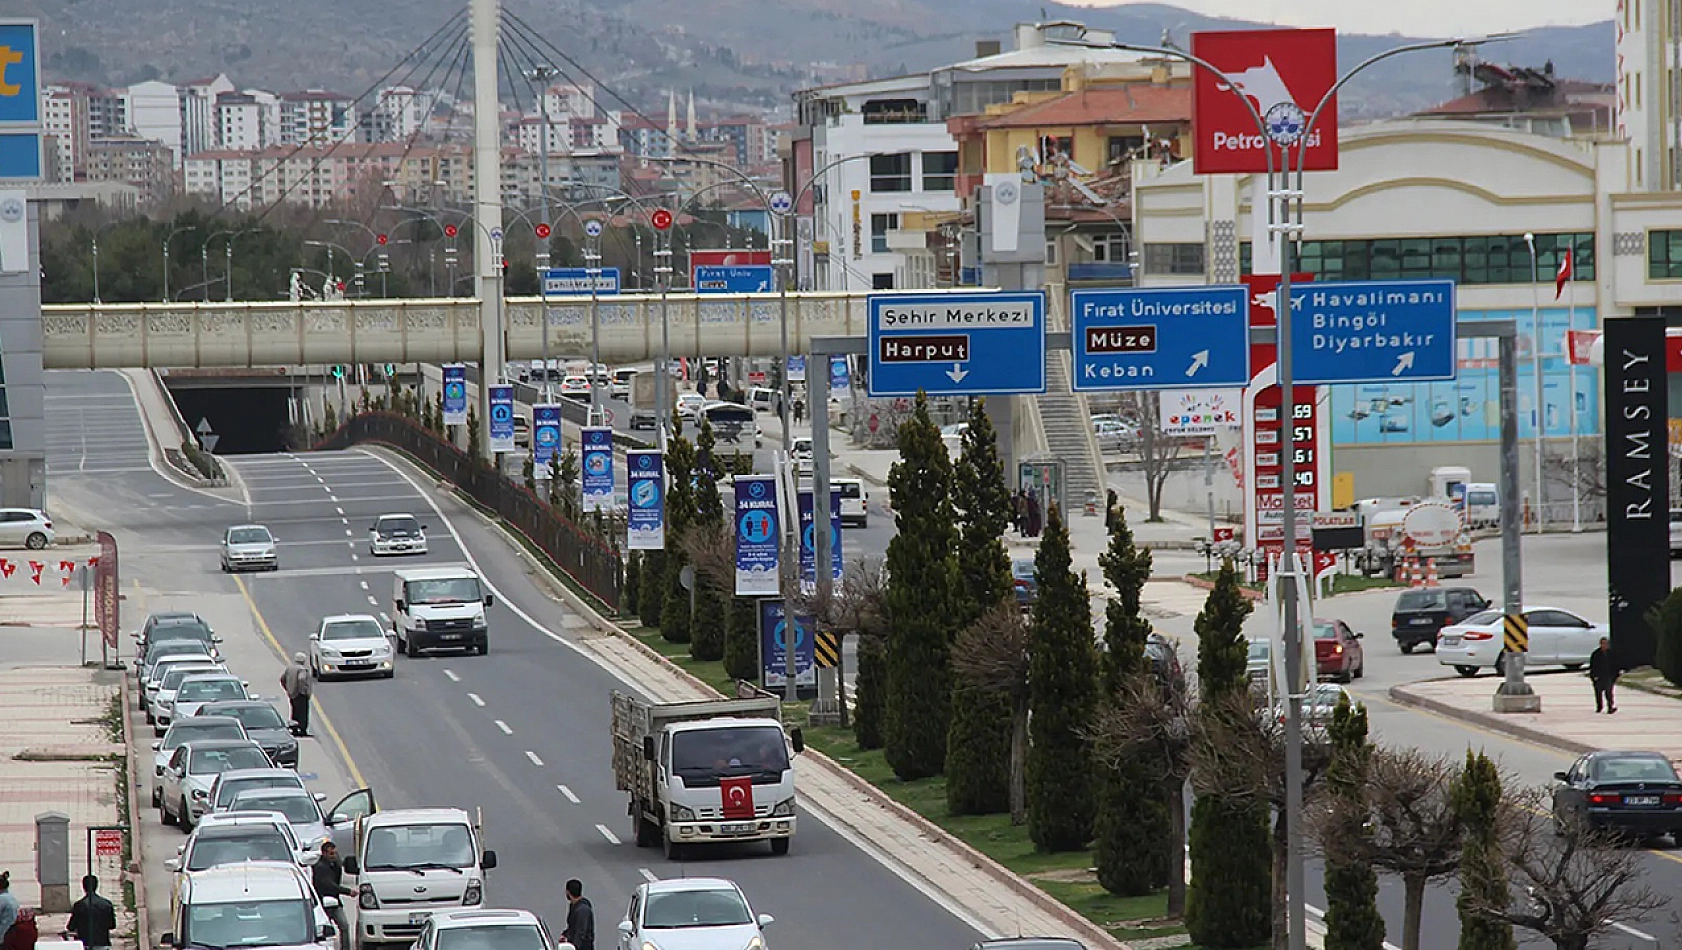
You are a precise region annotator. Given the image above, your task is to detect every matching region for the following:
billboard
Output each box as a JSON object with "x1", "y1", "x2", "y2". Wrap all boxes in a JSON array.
[
  {"x1": 1191, "y1": 28, "x2": 1339, "y2": 175},
  {"x1": 1604, "y1": 315, "x2": 1668, "y2": 669}
]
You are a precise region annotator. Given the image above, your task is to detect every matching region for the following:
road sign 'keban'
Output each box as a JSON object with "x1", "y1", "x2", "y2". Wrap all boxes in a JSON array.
[{"x1": 1071, "y1": 286, "x2": 1250, "y2": 391}]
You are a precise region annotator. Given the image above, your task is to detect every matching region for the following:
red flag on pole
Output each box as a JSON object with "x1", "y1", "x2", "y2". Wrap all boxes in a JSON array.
[
  {"x1": 719, "y1": 776, "x2": 755, "y2": 820},
  {"x1": 1554, "y1": 250, "x2": 1573, "y2": 299}
]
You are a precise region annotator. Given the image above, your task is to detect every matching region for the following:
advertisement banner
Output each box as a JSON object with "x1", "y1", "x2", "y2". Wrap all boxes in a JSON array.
[
  {"x1": 442, "y1": 364, "x2": 468, "y2": 425},
  {"x1": 533, "y1": 404, "x2": 562, "y2": 469},
  {"x1": 1160, "y1": 388, "x2": 1243, "y2": 436},
  {"x1": 1191, "y1": 28, "x2": 1339, "y2": 175},
  {"x1": 1604, "y1": 315, "x2": 1669, "y2": 669},
  {"x1": 95, "y1": 532, "x2": 118, "y2": 652},
  {"x1": 734, "y1": 475, "x2": 780, "y2": 595},
  {"x1": 758, "y1": 598, "x2": 816, "y2": 689},
  {"x1": 581, "y1": 426, "x2": 614, "y2": 512},
  {"x1": 487, "y1": 386, "x2": 516, "y2": 453},
  {"x1": 797, "y1": 490, "x2": 843, "y2": 594},
  {"x1": 787, "y1": 355, "x2": 807, "y2": 382},
  {"x1": 829, "y1": 355, "x2": 851, "y2": 392},
  {"x1": 626, "y1": 450, "x2": 665, "y2": 550}
]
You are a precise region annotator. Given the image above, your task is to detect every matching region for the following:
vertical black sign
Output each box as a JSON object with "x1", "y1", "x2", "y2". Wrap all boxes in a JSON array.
[{"x1": 1603, "y1": 314, "x2": 1669, "y2": 670}]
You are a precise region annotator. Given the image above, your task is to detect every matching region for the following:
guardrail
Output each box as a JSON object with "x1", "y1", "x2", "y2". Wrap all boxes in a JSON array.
[{"x1": 312, "y1": 412, "x2": 623, "y2": 611}]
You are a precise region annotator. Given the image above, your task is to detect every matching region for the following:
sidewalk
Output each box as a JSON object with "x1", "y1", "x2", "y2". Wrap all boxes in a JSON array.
[
  {"x1": 0, "y1": 661, "x2": 139, "y2": 950},
  {"x1": 1391, "y1": 671, "x2": 1682, "y2": 760}
]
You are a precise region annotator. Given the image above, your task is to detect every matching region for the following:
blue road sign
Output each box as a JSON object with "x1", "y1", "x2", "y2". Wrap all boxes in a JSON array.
[
  {"x1": 1288, "y1": 279, "x2": 1457, "y2": 385},
  {"x1": 487, "y1": 386, "x2": 516, "y2": 453},
  {"x1": 797, "y1": 490, "x2": 843, "y2": 594},
  {"x1": 543, "y1": 267, "x2": 620, "y2": 295},
  {"x1": 758, "y1": 599, "x2": 816, "y2": 689},
  {"x1": 626, "y1": 450, "x2": 665, "y2": 551},
  {"x1": 581, "y1": 426, "x2": 614, "y2": 513},
  {"x1": 442, "y1": 365, "x2": 467, "y2": 425},
  {"x1": 0, "y1": 132, "x2": 39, "y2": 179},
  {"x1": 533, "y1": 403, "x2": 562, "y2": 468},
  {"x1": 867, "y1": 291, "x2": 1047, "y2": 397},
  {"x1": 694, "y1": 264, "x2": 773, "y2": 293},
  {"x1": 0, "y1": 22, "x2": 41, "y2": 126},
  {"x1": 734, "y1": 475, "x2": 779, "y2": 596},
  {"x1": 1070, "y1": 286, "x2": 1251, "y2": 392}
]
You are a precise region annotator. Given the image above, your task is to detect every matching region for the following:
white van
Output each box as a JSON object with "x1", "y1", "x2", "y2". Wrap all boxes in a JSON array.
[
  {"x1": 795, "y1": 477, "x2": 869, "y2": 528},
  {"x1": 750, "y1": 387, "x2": 780, "y2": 413},
  {"x1": 391, "y1": 568, "x2": 492, "y2": 657},
  {"x1": 163, "y1": 861, "x2": 337, "y2": 950},
  {"x1": 340, "y1": 808, "x2": 497, "y2": 948}
]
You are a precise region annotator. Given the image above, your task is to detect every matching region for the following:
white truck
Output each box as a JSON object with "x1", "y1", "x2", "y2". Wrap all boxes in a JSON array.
[
  {"x1": 611, "y1": 691, "x2": 803, "y2": 860},
  {"x1": 338, "y1": 806, "x2": 498, "y2": 950},
  {"x1": 391, "y1": 567, "x2": 493, "y2": 657},
  {"x1": 1353, "y1": 502, "x2": 1475, "y2": 579}
]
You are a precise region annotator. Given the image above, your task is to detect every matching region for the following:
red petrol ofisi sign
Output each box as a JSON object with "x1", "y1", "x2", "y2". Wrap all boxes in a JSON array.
[{"x1": 1191, "y1": 28, "x2": 1339, "y2": 175}]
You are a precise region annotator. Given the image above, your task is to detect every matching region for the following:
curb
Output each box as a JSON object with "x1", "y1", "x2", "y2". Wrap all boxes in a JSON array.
[
  {"x1": 1386, "y1": 683, "x2": 1595, "y2": 756},
  {"x1": 119, "y1": 672, "x2": 152, "y2": 950},
  {"x1": 1182, "y1": 573, "x2": 1266, "y2": 601}
]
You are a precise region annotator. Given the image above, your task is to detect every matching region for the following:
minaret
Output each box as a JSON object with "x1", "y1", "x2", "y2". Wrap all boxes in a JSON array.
[
  {"x1": 666, "y1": 89, "x2": 678, "y2": 142},
  {"x1": 686, "y1": 90, "x2": 697, "y2": 141}
]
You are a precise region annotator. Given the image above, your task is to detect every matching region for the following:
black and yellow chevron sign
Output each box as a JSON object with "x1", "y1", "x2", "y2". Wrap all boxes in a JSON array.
[
  {"x1": 1502, "y1": 613, "x2": 1529, "y2": 654},
  {"x1": 815, "y1": 630, "x2": 841, "y2": 668}
]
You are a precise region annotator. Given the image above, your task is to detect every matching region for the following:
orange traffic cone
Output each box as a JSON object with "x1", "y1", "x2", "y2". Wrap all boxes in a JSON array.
[{"x1": 1424, "y1": 559, "x2": 1440, "y2": 588}]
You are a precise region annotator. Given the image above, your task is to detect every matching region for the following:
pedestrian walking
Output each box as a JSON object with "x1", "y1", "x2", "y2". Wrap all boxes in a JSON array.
[
  {"x1": 65, "y1": 875, "x2": 115, "y2": 950},
  {"x1": 0, "y1": 872, "x2": 17, "y2": 947},
  {"x1": 1013, "y1": 491, "x2": 1029, "y2": 535},
  {"x1": 1589, "y1": 636, "x2": 1619, "y2": 714},
  {"x1": 1104, "y1": 489, "x2": 1118, "y2": 530},
  {"x1": 1025, "y1": 493, "x2": 1043, "y2": 538},
  {"x1": 312, "y1": 842, "x2": 355, "y2": 939},
  {"x1": 562, "y1": 879, "x2": 594, "y2": 950},
  {"x1": 0, "y1": 873, "x2": 33, "y2": 950},
  {"x1": 281, "y1": 652, "x2": 313, "y2": 736},
  {"x1": 793, "y1": 399, "x2": 805, "y2": 425}
]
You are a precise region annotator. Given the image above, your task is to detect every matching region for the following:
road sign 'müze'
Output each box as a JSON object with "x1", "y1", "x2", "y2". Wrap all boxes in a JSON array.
[{"x1": 1071, "y1": 286, "x2": 1250, "y2": 391}]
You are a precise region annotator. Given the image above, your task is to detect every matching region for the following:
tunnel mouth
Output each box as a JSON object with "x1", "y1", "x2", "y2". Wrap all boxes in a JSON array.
[{"x1": 164, "y1": 383, "x2": 303, "y2": 455}]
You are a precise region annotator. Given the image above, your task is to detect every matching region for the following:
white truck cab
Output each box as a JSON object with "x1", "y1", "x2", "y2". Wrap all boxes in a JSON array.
[
  {"x1": 340, "y1": 808, "x2": 497, "y2": 950},
  {"x1": 391, "y1": 567, "x2": 492, "y2": 657}
]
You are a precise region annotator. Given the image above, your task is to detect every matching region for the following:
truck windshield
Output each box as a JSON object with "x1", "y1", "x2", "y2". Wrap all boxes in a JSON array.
[
  {"x1": 363, "y1": 823, "x2": 477, "y2": 870},
  {"x1": 406, "y1": 578, "x2": 481, "y2": 605},
  {"x1": 670, "y1": 725, "x2": 789, "y2": 785},
  {"x1": 185, "y1": 898, "x2": 313, "y2": 948}
]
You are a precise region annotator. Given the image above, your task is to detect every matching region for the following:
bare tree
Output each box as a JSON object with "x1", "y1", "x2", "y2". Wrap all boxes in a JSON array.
[
  {"x1": 951, "y1": 602, "x2": 1032, "y2": 825},
  {"x1": 1133, "y1": 391, "x2": 1183, "y2": 523},
  {"x1": 1313, "y1": 748, "x2": 1463, "y2": 950},
  {"x1": 1193, "y1": 691, "x2": 1333, "y2": 950},
  {"x1": 792, "y1": 557, "x2": 891, "y2": 720},
  {"x1": 1462, "y1": 795, "x2": 1669, "y2": 950},
  {"x1": 682, "y1": 522, "x2": 734, "y2": 589},
  {"x1": 1088, "y1": 663, "x2": 1196, "y2": 916}
]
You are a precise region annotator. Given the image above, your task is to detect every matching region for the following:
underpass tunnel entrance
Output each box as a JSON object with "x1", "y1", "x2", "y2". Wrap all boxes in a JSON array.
[{"x1": 165, "y1": 385, "x2": 298, "y2": 454}]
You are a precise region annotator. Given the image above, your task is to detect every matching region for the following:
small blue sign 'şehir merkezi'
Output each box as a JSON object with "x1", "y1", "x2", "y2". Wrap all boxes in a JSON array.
[
  {"x1": 1070, "y1": 286, "x2": 1250, "y2": 391},
  {"x1": 543, "y1": 267, "x2": 620, "y2": 295},
  {"x1": 867, "y1": 291, "x2": 1047, "y2": 398},
  {"x1": 1289, "y1": 279, "x2": 1457, "y2": 386},
  {"x1": 694, "y1": 264, "x2": 773, "y2": 293}
]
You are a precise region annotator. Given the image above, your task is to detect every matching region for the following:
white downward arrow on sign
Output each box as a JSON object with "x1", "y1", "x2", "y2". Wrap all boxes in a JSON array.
[
  {"x1": 946, "y1": 363, "x2": 969, "y2": 384},
  {"x1": 1185, "y1": 351, "x2": 1209, "y2": 377},
  {"x1": 1391, "y1": 352, "x2": 1415, "y2": 376}
]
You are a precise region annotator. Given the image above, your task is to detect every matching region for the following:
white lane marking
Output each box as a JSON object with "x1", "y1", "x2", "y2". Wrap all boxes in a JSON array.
[
  {"x1": 366, "y1": 595, "x2": 378, "y2": 606},
  {"x1": 467, "y1": 693, "x2": 485, "y2": 707},
  {"x1": 341, "y1": 517, "x2": 350, "y2": 525},
  {"x1": 525, "y1": 750, "x2": 544, "y2": 766},
  {"x1": 557, "y1": 785, "x2": 579, "y2": 804},
  {"x1": 336, "y1": 507, "x2": 345, "y2": 516},
  {"x1": 350, "y1": 554, "x2": 359, "y2": 562},
  {"x1": 442, "y1": 669, "x2": 460, "y2": 683},
  {"x1": 638, "y1": 868, "x2": 657, "y2": 883},
  {"x1": 595, "y1": 824, "x2": 620, "y2": 845},
  {"x1": 359, "y1": 580, "x2": 369, "y2": 590},
  {"x1": 494, "y1": 720, "x2": 512, "y2": 735},
  {"x1": 379, "y1": 613, "x2": 391, "y2": 627},
  {"x1": 1613, "y1": 922, "x2": 1658, "y2": 942}
]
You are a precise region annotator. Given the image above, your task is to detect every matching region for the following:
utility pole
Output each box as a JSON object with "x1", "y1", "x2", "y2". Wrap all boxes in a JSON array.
[{"x1": 471, "y1": 0, "x2": 506, "y2": 459}]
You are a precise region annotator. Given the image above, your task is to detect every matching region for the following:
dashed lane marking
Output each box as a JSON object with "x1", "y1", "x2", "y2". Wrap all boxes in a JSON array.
[
  {"x1": 442, "y1": 669, "x2": 459, "y2": 682},
  {"x1": 525, "y1": 750, "x2": 544, "y2": 766},
  {"x1": 495, "y1": 720, "x2": 512, "y2": 735},
  {"x1": 595, "y1": 824, "x2": 620, "y2": 845},
  {"x1": 557, "y1": 785, "x2": 579, "y2": 804},
  {"x1": 468, "y1": 693, "x2": 485, "y2": 707}
]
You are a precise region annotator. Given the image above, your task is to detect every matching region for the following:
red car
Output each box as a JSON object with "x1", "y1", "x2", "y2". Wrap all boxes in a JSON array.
[{"x1": 1313, "y1": 618, "x2": 1365, "y2": 682}]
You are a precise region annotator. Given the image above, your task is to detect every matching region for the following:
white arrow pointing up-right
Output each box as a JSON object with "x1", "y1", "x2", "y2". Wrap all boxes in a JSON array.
[
  {"x1": 1391, "y1": 352, "x2": 1416, "y2": 376},
  {"x1": 1185, "y1": 350, "x2": 1209, "y2": 377}
]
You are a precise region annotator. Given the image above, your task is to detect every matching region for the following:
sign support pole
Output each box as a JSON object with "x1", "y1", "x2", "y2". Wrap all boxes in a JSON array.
[{"x1": 1493, "y1": 324, "x2": 1539, "y2": 711}]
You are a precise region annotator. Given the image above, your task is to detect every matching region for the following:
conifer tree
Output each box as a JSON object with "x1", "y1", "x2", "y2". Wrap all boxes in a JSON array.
[
  {"x1": 1454, "y1": 751, "x2": 1516, "y2": 950},
  {"x1": 689, "y1": 420, "x2": 727, "y2": 661},
  {"x1": 1323, "y1": 697, "x2": 1386, "y2": 950},
  {"x1": 1025, "y1": 503, "x2": 1099, "y2": 851},
  {"x1": 659, "y1": 429, "x2": 698, "y2": 644}
]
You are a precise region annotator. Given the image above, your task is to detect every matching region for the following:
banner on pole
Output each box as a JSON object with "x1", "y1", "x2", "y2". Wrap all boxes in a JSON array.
[
  {"x1": 758, "y1": 599, "x2": 816, "y2": 689},
  {"x1": 442, "y1": 365, "x2": 468, "y2": 425},
  {"x1": 95, "y1": 532, "x2": 118, "y2": 651},
  {"x1": 533, "y1": 404, "x2": 562, "y2": 469},
  {"x1": 581, "y1": 427, "x2": 614, "y2": 512},
  {"x1": 734, "y1": 475, "x2": 780, "y2": 595},
  {"x1": 797, "y1": 490, "x2": 843, "y2": 594},
  {"x1": 627, "y1": 450, "x2": 665, "y2": 550}
]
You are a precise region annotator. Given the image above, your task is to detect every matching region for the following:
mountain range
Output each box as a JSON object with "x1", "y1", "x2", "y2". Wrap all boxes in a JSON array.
[{"x1": 16, "y1": 0, "x2": 1613, "y2": 120}]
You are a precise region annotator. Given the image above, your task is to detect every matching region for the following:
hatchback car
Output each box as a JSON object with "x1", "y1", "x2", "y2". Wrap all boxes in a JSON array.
[
  {"x1": 1312, "y1": 619, "x2": 1365, "y2": 682},
  {"x1": 160, "y1": 739, "x2": 273, "y2": 830},
  {"x1": 1011, "y1": 558, "x2": 1038, "y2": 609},
  {"x1": 151, "y1": 716, "x2": 248, "y2": 807},
  {"x1": 227, "y1": 788, "x2": 330, "y2": 853},
  {"x1": 196, "y1": 701, "x2": 299, "y2": 768},
  {"x1": 1552, "y1": 751, "x2": 1682, "y2": 840},
  {"x1": 414, "y1": 908, "x2": 561, "y2": 950},
  {"x1": 220, "y1": 524, "x2": 279, "y2": 572},
  {"x1": 152, "y1": 663, "x2": 229, "y2": 732},
  {"x1": 1437, "y1": 606, "x2": 1608, "y2": 677},
  {"x1": 1391, "y1": 586, "x2": 1490, "y2": 653},
  {"x1": 171, "y1": 673, "x2": 254, "y2": 722},
  {"x1": 310, "y1": 614, "x2": 395, "y2": 679},
  {"x1": 206, "y1": 768, "x2": 311, "y2": 816},
  {"x1": 370, "y1": 513, "x2": 428, "y2": 557},
  {"x1": 163, "y1": 861, "x2": 336, "y2": 950},
  {"x1": 0, "y1": 508, "x2": 54, "y2": 549},
  {"x1": 616, "y1": 878, "x2": 772, "y2": 950},
  {"x1": 559, "y1": 375, "x2": 592, "y2": 397}
]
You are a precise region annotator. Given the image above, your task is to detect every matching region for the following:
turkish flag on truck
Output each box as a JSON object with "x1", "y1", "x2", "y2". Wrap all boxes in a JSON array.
[{"x1": 720, "y1": 776, "x2": 755, "y2": 820}]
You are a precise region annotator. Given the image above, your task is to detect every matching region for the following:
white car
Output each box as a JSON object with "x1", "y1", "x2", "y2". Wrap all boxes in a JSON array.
[
  {"x1": 413, "y1": 909, "x2": 566, "y2": 950},
  {"x1": 559, "y1": 374, "x2": 592, "y2": 397},
  {"x1": 310, "y1": 614, "x2": 395, "y2": 679},
  {"x1": 160, "y1": 739, "x2": 273, "y2": 830},
  {"x1": 227, "y1": 787, "x2": 331, "y2": 853},
  {"x1": 206, "y1": 768, "x2": 311, "y2": 815},
  {"x1": 791, "y1": 437, "x2": 814, "y2": 473},
  {"x1": 151, "y1": 716, "x2": 248, "y2": 808},
  {"x1": 151, "y1": 663, "x2": 229, "y2": 733},
  {"x1": 220, "y1": 523, "x2": 279, "y2": 572},
  {"x1": 370, "y1": 513, "x2": 428, "y2": 556},
  {"x1": 617, "y1": 878, "x2": 773, "y2": 950},
  {"x1": 163, "y1": 820, "x2": 317, "y2": 925},
  {"x1": 940, "y1": 422, "x2": 968, "y2": 456},
  {"x1": 1437, "y1": 606, "x2": 1609, "y2": 678},
  {"x1": 676, "y1": 391, "x2": 707, "y2": 420},
  {"x1": 0, "y1": 507, "x2": 54, "y2": 549},
  {"x1": 611, "y1": 368, "x2": 638, "y2": 400},
  {"x1": 170, "y1": 673, "x2": 254, "y2": 722},
  {"x1": 164, "y1": 861, "x2": 337, "y2": 950},
  {"x1": 142, "y1": 647, "x2": 220, "y2": 713}
]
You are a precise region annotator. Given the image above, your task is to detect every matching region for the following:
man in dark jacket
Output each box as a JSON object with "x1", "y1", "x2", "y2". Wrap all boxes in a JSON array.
[
  {"x1": 1589, "y1": 636, "x2": 1618, "y2": 714},
  {"x1": 563, "y1": 879, "x2": 594, "y2": 950},
  {"x1": 65, "y1": 875, "x2": 115, "y2": 950},
  {"x1": 312, "y1": 842, "x2": 355, "y2": 939}
]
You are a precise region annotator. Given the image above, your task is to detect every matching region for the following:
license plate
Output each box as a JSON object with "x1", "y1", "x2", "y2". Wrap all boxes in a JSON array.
[
  {"x1": 1626, "y1": 795, "x2": 1660, "y2": 806},
  {"x1": 442, "y1": 634, "x2": 462, "y2": 640},
  {"x1": 1411, "y1": 618, "x2": 1434, "y2": 625},
  {"x1": 409, "y1": 913, "x2": 430, "y2": 925},
  {"x1": 1440, "y1": 636, "x2": 1461, "y2": 645},
  {"x1": 720, "y1": 822, "x2": 755, "y2": 834}
]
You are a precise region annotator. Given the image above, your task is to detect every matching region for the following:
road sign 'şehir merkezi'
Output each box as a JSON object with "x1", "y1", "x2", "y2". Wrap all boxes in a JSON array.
[
  {"x1": 1288, "y1": 279, "x2": 1457, "y2": 385},
  {"x1": 1071, "y1": 286, "x2": 1251, "y2": 391},
  {"x1": 867, "y1": 291, "x2": 1046, "y2": 397}
]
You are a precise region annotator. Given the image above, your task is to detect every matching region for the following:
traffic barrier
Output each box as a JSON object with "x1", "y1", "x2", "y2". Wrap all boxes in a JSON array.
[{"x1": 1424, "y1": 559, "x2": 1439, "y2": 588}]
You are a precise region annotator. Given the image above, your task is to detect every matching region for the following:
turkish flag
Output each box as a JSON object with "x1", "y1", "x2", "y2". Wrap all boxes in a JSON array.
[
  {"x1": 720, "y1": 776, "x2": 755, "y2": 820},
  {"x1": 1555, "y1": 250, "x2": 1573, "y2": 299}
]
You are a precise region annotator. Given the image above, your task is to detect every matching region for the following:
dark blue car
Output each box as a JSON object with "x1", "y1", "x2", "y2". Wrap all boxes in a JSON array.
[{"x1": 1011, "y1": 559, "x2": 1038, "y2": 609}]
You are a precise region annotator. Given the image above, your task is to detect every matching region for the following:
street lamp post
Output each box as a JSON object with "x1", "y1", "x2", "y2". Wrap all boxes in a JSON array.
[
  {"x1": 162, "y1": 224, "x2": 197, "y2": 303},
  {"x1": 205, "y1": 229, "x2": 247, "y2": 302},
  {"x1": 91, "y1": 233, "x2": 101, "y2": 305}
]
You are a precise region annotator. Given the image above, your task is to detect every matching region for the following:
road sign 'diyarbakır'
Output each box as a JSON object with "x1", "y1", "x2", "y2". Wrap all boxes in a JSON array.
[
  {"x1": 1288, "y1": 279, "x2": 1456, "y2": 385},
  {"x1": 867, "y1": 291, "x2": 1046, "y2": 397},
  {"x1": 1071, "y1": 286, "x2": 1250, "y2": 391}
]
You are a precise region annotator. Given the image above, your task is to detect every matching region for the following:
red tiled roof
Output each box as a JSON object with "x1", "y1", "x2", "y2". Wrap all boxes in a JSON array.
[{"x1": 976, "y1": 85, "x2": 1192, "y2": 129}]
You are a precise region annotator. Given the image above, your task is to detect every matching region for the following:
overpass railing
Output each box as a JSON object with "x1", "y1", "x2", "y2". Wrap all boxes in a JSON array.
[{"x1": 314, "y1": 412, "x2": 623, "y2": 611}]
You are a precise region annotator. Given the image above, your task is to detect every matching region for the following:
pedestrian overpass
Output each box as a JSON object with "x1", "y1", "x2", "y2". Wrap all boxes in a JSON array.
[{"x1": 39, "y1": 292, "x2": 885, "y2": 368}]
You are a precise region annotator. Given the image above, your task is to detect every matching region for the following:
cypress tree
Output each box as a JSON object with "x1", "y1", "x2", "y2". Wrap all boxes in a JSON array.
[
  {"x1": 1454, "y1": 751, "x2": 1516, "y2": 950},
  {"x1": 1093, "y1": 504, "x2": 1170, "y2": 895},
  {"x1": 853, "y1": 634, "x2": 887, "y2": 750},
  {"x1": 689, "y1": 420, "x2": 727, "y2": 661},
  {"x1": 946, "y1": 398, "x2": 1013, "y2": 816},
  {"x1": 1186, "y1": 560, "x2": 1271, "y2": 948},
  {"x1": 724, "y1": 595, "x2": 760, "y2": 682},
  {"x1": 639, "y1": 553, "x2": 665, "y2": 628},
  {"x1": 1323, "y1": 696, "x2": 1386, "y2": 950},
  {"x1": 1026, "y1": 503, "x2": 1099, "y2": 852},
  {"x1": 624, "y1": 551, "x2": 641, "y2": 619},
  {"x1": 659, "y1": 430, "x2": 698, "y2": 644},
  {"x1": 883, "y1": 392, "x2": 960, "y2": 780}
]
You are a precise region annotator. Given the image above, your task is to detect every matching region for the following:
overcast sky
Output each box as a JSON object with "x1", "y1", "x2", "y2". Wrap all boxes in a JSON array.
[{"x1": 1074, "y1": 0, "x2": 1613, "y2": 38}]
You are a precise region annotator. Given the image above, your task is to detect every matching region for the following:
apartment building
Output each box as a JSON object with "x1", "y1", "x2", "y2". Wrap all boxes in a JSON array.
[
  {"x1": 277, "y1": 90, "x2": 357, "y2": 146},
  {"x1": 85, "y1": 135, "x2": 174, "y2": 204}
]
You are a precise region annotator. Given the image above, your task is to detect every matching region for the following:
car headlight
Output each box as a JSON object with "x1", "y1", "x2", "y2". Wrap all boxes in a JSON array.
[
  {"x1": 671, "y1": 804, "x2": 696, "y2": 821},
  {"x1": 642, "y1": 942, "x2": 659, "y2": 950},
  {"x1": 472, "y1": 617, "x2": 488, "y2": 629},
  {"x1": 278, "y1": 738, "x2": 298, "y2": 753},
  {"x1": 462, "y1": 881, "x2": 482, "y2": 905},
  {"x1": 743, "y1": 937, "x2": 763, "y2": 950},
  {"x1": 191, "y1": 788, "x2": 208, "y2": 800},
  {"x1": 770, "y1": 798, "x2": 794, "y2": 818},
  {"x1": 358, "y1": 883, "x2": 378, "y2": 910}
]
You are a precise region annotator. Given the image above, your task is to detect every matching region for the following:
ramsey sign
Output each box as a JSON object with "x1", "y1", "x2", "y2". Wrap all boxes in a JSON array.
[{"x1": 1191, "y1": 28, "x2": 1339, "y2": 175}]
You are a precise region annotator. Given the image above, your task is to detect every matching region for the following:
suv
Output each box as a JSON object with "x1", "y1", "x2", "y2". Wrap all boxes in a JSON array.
[{"x1": 1391, "y1": 586, "x2": 1490, "y2": 653}]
